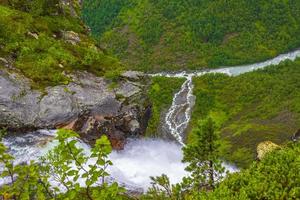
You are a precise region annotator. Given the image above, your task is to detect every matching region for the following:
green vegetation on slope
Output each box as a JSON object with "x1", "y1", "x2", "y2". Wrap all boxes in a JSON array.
[
  {"x1": 2, "y1": 128, "x2": 299, "y2": 199},
  {"x1": 142, "y1": 142, "x2": 300, "y2": 200},
  {"x1": 146, "y1": 77, "x2": 185, "y2": 137},
  {"x1": 0, "y1": 1, "x2": 123, "y2": 89},
  {"x1": 83, "y1": 0, "x2": 300, "y2": 72},
  {"x1": 202, "y1": 142, "x2": 300, "y2": 200},
  {"x1": 190, "y1": 59, "x2": 300, "y2": 167}
]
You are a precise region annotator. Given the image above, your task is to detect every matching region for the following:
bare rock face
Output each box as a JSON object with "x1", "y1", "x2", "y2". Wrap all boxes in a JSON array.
[
  {"x1": 0, "y1": 69, "x2": 151, "y2": 149},
  {"x1": 257, "y1": 141, "x2": 281, "y2": 160}
]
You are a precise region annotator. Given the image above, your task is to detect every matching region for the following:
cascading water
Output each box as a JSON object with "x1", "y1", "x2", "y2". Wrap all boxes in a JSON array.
[
  {"x1": 0, "y1": 130, "x2": 187, "y2": 192},
  {"x1": 151, "y1": 49, "x2": 300, "y2": 145},
  {"x1": 164, "y1": 75, "x2": 195, "y2": 145},
  {"x1": 1, "y1": 49, "x2": 300, "y2": 192}
]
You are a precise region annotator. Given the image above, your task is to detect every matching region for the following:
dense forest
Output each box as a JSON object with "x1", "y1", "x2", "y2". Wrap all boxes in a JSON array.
[
  {"x1": 83, "y1": 0, "x2": 300, "y2": 71},
  {"x1": 191, "y1": 59, "x2": 300, "y2": 167}
]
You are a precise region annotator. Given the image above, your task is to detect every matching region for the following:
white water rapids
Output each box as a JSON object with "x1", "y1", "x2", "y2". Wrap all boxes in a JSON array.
[
  {"x1": 1, "y1": 130, "x2": 188, "y2": 192},
  {"x1": 1, "y1": 49, "x2": 300, "y2": 192}
]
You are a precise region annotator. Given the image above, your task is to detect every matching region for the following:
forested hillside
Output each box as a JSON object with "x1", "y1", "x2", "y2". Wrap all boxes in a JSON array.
[
  {"x1": 83, "y1": 0, "x2": 300, "y2": 71},
  {"x1": 190, "y1": 59, "x2": 300, "y2": 167}
]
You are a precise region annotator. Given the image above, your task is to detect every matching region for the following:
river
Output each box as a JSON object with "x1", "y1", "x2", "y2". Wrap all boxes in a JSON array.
[{"x1": 1, "y1": 49, "x2": 300, "y2": 192}]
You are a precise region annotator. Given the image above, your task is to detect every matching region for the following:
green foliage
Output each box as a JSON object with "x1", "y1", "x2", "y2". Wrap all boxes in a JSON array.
[
  {"x1": 202, "y1": 142, "x2": 300, "y2": 200},
  {"x1": 0, "y1": 138, "x2": 53, "y2": 199},
  {"x1": 143, "y1": 118, "x2": 226, "y2": 199},
  {"x1": 1, "y1": 130, "x2": 299, "y2": 200},
  {"x1": 83, "y1": 0, "x2": 300, "y2": 71},
  {"x1": 82, "y1": 0, "x2": 131, "y2": 35},
  {"x1": 7, "y1": 0, "x2": 60, "y2": 16},
  {"x1": 183, "y1": 117, "x2": 225, "y2": 191},
  {"x1": 0, "y1": 129, "x2": 127, "y2": 200},
  {"x1": 146, "y1": 77, "x2": 185, "y2": 137},
  {"x1": 190, "y1": 59, "x2": 300, "y2": 167},
  {"x1": 0, "y1": 3, "x2": 124, "y2": 89},
  {"x1": 142, "y1": 142, "x2": 300, "y2": 200},
  {"x1": 142, "y1": 174, "x2": 192, "y2": 200},
  {"x1": 41, "y1": 129, "x2": 125, "y2": 200}
]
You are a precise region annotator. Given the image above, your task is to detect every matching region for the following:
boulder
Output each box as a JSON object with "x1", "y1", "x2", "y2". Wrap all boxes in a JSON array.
[
  {"x1": 257, "y1": 141, "x2": 281, "y2": 160},
  {"x1": 0, "y1": 69, "x2": 151, "y2": 149},
  {"x1": 62, "y1": 31, "x2": 81, "y2": 45}
]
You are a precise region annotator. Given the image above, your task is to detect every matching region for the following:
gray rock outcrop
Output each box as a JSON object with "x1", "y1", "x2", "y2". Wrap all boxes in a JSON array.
[{"x1": 0, "y1": 69, "x2": 151, "y2": 149}]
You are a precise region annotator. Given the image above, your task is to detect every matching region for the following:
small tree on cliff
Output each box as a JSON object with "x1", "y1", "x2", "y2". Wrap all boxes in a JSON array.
[
  {"x1": 182, "y1": 117, "x2": 225, "y2": 192},
  {"x1": 41, "y1": 129, "x2": 125, "y2": 199}
]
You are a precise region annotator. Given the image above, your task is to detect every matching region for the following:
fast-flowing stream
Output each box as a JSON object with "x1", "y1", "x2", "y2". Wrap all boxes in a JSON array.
[
  {"x1": 151, "y1": 49, "x2": 300, "y2": 144},
  {"x1": 1, "y1": 49, "x2": 300, "y2": 192}
]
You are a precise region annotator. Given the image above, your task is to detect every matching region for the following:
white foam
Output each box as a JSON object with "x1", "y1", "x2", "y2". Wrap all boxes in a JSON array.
[
  {"x1": 109, "y1": 139, "x2": 188, "y2": 191},
  {"x1": 1, "y1": 132, "x2": 187, "y2": 192}
]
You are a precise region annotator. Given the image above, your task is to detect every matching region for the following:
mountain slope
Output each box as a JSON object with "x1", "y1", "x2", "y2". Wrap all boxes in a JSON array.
[
  {"x1": 190, "y1": 59, "x2": 300, "y2": 167},
  {"x1": 83, "y1": 0, "x2": 300, "y2": 71},
  {"x1": 0, "y1": 1, "x2": 123, "y2": 89}
]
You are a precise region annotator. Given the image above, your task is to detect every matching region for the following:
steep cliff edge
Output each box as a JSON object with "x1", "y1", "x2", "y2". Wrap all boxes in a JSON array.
[
  {"x1": 0, "y1": 2, "x2": 152, "y2": 149},
  {"x1": 0, "y1": 68, "x2": 151, "y2": 149}
]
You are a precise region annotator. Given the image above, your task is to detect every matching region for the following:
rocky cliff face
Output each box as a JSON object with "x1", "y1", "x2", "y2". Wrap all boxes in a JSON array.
[{"x1": 0, "y1": 68, "x2": 151, "y2": 149}]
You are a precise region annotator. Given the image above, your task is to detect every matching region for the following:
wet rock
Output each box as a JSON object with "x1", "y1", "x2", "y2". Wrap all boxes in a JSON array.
[
  {"x1": 257, "y1": 141, "x2": 281, "y2": 160},
  {"x1": 0, "y1": 69, "x2": 151, "y2": 149},
  {"x1": 62, "y1": 30, "x2": 80, "y2": 45},
  {"x1": 128, "y1": 120, "x2": 140, "y2": 132}
]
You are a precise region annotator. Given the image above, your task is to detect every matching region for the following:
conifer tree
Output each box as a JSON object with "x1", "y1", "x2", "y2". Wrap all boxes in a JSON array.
[{"x1": 182, "y1": 117, "x2": 225, "y2": 191}]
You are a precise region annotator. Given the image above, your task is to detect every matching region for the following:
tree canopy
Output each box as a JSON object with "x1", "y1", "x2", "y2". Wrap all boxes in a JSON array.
[{"x1": 83, "y1": 0, "x2": 300, "y2": 71}]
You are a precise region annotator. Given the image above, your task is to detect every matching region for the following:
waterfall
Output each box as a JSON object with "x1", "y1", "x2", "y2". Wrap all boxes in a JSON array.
[
  {"x1": 151, "y1": 49, "x2": 300, "y2": 145},
  {"x1": 1, "y1": 48, "x2": 300, "y2": 192},
  {"x1": 164, "y1": 75, "x2": 195, "y2": 145},
  {"x1": 0, "y1": 130, "x2": 188, "y2": 192}
]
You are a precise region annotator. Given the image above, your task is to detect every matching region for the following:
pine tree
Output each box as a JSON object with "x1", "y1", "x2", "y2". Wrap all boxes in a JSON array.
[{"x1": 182, "y1": 117, "x2": 225, "y2": 191}]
